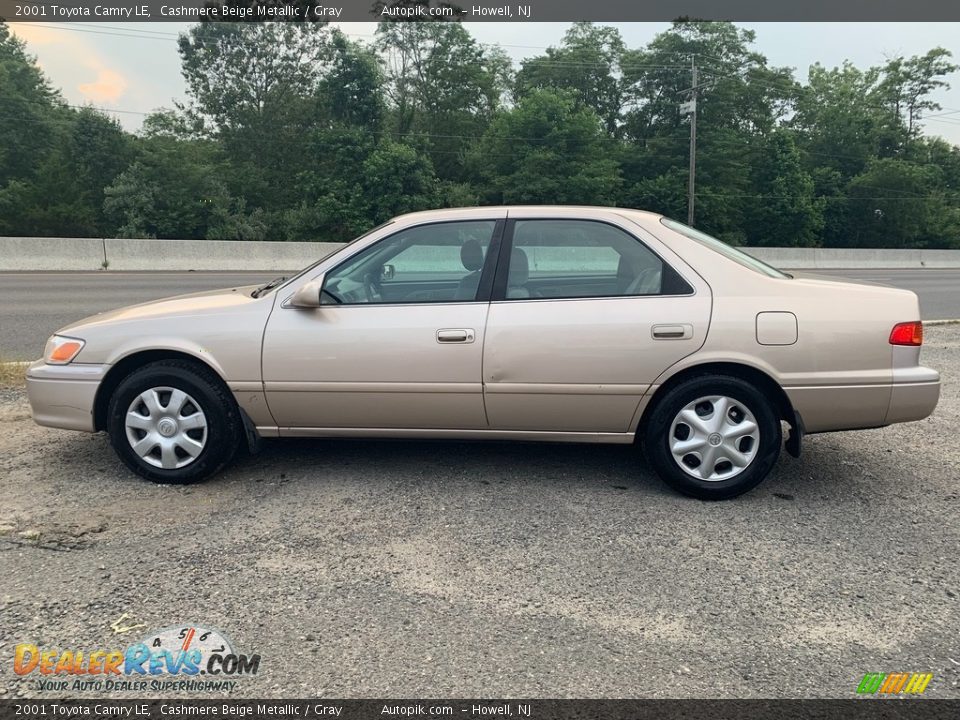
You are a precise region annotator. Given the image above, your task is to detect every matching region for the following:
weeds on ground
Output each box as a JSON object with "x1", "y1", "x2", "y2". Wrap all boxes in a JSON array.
[{"x1": 0, "y1": 358, "x2": 27, "y2": 387}]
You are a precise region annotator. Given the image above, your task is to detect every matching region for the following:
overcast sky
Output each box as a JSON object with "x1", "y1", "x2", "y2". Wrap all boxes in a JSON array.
[{"x1": 10, "y1": 21, "x2": 960, "y2": 145}]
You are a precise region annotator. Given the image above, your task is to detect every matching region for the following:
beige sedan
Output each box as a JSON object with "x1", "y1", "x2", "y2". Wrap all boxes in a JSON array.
[{"x1": 27, "y1": 207, "x2": 940, "y2": 499}]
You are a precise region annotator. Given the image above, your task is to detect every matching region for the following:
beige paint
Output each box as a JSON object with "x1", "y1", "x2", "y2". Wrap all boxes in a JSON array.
[
  {"x1": 26, "y1": 206, "x2": 940, "y2": 444},
  {"x1": 262, "y1": 302, "x2": 490, "y2": 428},
  {"x1": 756, "y1": 311, "x2": 798, "y2": 346}
]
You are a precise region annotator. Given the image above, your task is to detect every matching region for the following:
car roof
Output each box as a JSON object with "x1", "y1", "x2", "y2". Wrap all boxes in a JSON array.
[{"x1": 392, "y1": 206, "x2": 665, "y2": 223}]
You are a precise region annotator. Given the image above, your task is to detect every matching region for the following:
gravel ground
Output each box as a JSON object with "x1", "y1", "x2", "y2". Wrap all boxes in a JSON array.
[{"x1": 1, "y1": 327, "x2": 958, "y2": 699}]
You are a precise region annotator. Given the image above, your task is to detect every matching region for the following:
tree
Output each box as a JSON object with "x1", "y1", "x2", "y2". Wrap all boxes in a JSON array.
[
  {"x1": 103, "y1": 135, "x2": 246, "y2": 240},
  {"x1": 879, "y1": 49, "x2": 958, "y2": 137},
  {"x1": 284, "y1": 128, "x2": 440, "y2": 241},
  {"x1": 376, "y1": 20, "x2": 511, "y2": 178},
  {"x1": 621, "y1": 22, "x2": 796, "y2": 143},
  {"x1": 0, "y1": 22, "x2": 62, "y2": 188},
  {"x1": 469, "y1": 89, "x2": 621, "y2": 205},
  {"x1": 2, "y1": 18, "x2": 960, "y2": 248},
  {"x1": 515, "y1": 22, "x2": 625, "y2": 136},
  {"x1": 744, "y1": 131, "x2": 823, "y2": 247},
  {"x1": 178, "y1": 21, "x2": 331, "y2": 232},
  {"x1": 844, "y1": 159, "x2": 947, "y2": 248},
  {"x1": 616, "y1": 22, "x2": 797, "y2": 238},
  {"x1": 320, "y1": 30, "x2": 385, "y2": 130},
  {"x1": 63, "y1": 108, "x2": 132, "y2": 235}
]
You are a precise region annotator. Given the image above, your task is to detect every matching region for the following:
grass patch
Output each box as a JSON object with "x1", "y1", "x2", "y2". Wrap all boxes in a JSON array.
[{"x1": 0, "y1": 360, "x2": 28, "y2": 388}]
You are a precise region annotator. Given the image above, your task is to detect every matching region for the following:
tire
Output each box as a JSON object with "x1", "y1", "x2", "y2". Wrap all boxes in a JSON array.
[
  {"x1": 106, "y1": 360, "x2": 242, "y2": 484},
  {"x1": 643, "y1": 374, "x2": 782, "y2": 500}
]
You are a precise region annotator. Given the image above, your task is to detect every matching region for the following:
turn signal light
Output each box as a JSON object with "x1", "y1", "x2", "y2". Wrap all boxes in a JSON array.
[
  {"x1": 889, "y1": 321, "x2": 923, "y2": 346},
  {"x1": 45, "y1": 335, "x2": 86, "y2": 364}
]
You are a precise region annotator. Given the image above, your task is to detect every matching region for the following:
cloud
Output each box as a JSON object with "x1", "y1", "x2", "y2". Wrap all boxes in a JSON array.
[
  {"x1": 9, "y1": 23, "x2": 60, "y2": 46},
  {"x1": 12, "y1": 24, "x2": 129, "y2": 106},
  {"x1": 78, "y1": 68, "x2": 128, "y2": 103}
]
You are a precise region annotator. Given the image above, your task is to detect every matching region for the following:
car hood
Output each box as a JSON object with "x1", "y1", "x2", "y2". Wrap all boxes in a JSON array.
[{"x1": 57, "y1": 285, "x2": 264, "y2": 335}]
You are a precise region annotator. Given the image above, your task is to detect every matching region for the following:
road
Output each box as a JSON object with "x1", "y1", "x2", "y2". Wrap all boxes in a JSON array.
[
  {"x1": 2, "y1": 326, "x2": 958, "y2": 698},
  {"x1": 0, "y1": 272, "x2": 272, "y2": 361},
  {"x1": 0, "y1": 269, "x2": 957, "y2": 361}
]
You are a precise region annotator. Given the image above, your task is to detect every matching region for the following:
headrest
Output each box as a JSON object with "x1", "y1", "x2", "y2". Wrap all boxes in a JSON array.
[
  {"x1": 510, "y1": 247, "x2": 529, "y2": 285},
  {"x1": 460, "y1": 239, "x2": 485, "y2": 272},
  {"x1": 617, "y1": 254, "x2": 640, "y2": 288}
]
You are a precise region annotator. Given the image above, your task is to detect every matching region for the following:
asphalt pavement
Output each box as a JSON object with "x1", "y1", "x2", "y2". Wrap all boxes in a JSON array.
[{"x1": 0, "y1": 269, "x2": 957, "y2": 361}]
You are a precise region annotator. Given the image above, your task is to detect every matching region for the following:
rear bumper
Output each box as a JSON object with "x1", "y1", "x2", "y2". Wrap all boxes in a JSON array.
[
  {"x1": 886, "y1": 366, "x2": 940, "y2": 425},
  {"x1": 26, "y1": 360, "x2": 108, "y2": 432},
  {"x1": 784, "y1": 365, "x2": 939, "y2": 434}
]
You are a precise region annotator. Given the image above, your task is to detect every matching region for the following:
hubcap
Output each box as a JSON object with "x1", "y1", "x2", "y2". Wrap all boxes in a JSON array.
[
  {"x1": 125, "y1": 387, "x2": 208, "y2": 470},
  {"x1": 668, "y1": 395, "x2": 760, "y2": 482}
]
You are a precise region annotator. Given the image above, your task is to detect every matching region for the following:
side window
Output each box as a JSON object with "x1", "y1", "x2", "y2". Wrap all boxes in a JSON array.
[
  {"x1": 504, "y1": 220, "x2": 692, "y2": 300},
  {"x1": 323, "y1": 221, "x2": 496, "y2": 305}
]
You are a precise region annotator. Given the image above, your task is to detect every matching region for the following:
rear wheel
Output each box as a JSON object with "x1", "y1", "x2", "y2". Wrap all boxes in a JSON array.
[
  {"x1": 107, "y1": 360, "x2": 241, "y2": 484},
  {"x1": 643, "y1": 375, "x2": 782, "y2": 500}
]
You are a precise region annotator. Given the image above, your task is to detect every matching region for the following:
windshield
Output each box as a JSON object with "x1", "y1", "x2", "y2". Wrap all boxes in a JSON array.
[
  {"x1": 257, "y1": 221, "x2": 396, "y2": 296},
  {"x1": 660, "y1": 218, "x2": 790, "y2": 279}
]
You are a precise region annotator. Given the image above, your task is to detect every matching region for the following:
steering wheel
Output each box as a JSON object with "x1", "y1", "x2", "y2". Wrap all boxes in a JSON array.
[{"x1": 362, "y1": 272, "x2": 382, "y2": 303}]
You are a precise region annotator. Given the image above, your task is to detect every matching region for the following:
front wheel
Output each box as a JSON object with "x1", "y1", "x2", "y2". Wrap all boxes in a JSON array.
[
  {"x1": 643, "y1": 375, "x2": 782, "y2": 500},
  {"x1": 107, "y1": 360, "x2": 242, "y2": 484}
]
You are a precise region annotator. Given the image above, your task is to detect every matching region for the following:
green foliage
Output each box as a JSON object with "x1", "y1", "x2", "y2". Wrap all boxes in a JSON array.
[
  {"x1": 516, "y1": 22, "x2": 626, "y2": 136},
  {"x1": 283, "y1": 128, "x2": 439, "y2": 241},
  {"x1": 469, "y1": 90, "x2": 621, "y2": 205},
  {"x1": 0, "y1": 25, "x2": 132, "y2": 236},
  {"x1": 1, "y1": 18, "x2": 959, "y2": 248},
  {"x1": 745, "y1": 132, "x2": 823, "y2": 247},
  {"x1": 375, "y1": 21, "x2": 511, "y2": 180},
  {"x1": 845, "y1": 159, "x2": 949, "y2": 248},
  {"x1": 103, "y1": 136, "x2": 227, "y2": 239},
  {"x1": 320, "y1": 30, "x2": 385, "y2": 130}
]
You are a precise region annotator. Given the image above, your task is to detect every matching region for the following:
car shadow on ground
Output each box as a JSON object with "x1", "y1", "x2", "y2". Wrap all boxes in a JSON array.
[
  {"x1": 45, "y1": 425, "x2": 924, "y2": 505},
  {"x1": 219, "y1": 432, "x2": 897, "y2": 503}
]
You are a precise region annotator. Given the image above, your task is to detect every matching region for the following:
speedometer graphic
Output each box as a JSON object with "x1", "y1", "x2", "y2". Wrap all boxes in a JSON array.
[{"x1": 141, "y1": 625, "x2": 235, "y2": 660}]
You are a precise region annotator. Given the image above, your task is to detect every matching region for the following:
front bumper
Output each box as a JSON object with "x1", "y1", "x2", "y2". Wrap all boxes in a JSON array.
[{"x1": 26, "y1": 360, "x2": 109, "y2": 433}]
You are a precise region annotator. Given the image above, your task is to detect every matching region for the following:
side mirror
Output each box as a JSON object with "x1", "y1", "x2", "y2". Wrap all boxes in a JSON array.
[
  {"x1": 381, "y1": 264, "x2": 395, "y2": 281},
  {"x1": 289, "y1": 276, "x2": 324, "y2": 308}
]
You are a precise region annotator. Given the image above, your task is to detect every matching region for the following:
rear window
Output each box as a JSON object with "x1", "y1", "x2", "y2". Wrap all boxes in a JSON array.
[{"x1": 660, "y1": 218, "x2": 790, "y2": 279}]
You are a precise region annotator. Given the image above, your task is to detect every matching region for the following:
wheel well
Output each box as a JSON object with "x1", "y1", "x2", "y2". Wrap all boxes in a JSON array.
[
  {"x1": 637, "y1": 362, "x2": 796, "y2": 438},
  {"x1": 93, "y1": 350, "x2": 228, "y2": 431}
]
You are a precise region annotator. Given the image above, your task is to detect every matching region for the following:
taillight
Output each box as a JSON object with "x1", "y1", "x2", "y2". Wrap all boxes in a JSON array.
[{"x1": 889, "y1": 321, "x2": 923, "y2": 346}]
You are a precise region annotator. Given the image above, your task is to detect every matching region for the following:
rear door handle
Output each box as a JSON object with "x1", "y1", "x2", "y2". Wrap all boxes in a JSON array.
[
  {"x1": 652, "y1": 324, "x2": 693, "y2": 340},
  {"x1": 437, "y1": 328, "x2": 475, "y2": 344}
]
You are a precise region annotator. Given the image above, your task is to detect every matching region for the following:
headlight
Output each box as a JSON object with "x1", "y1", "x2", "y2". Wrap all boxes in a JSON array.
[{"x1": 44, "y1": 335, "x2": 86, "y2": 365}]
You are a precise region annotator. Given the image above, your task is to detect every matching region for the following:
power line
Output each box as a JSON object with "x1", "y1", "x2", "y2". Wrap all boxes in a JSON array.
[
  {"x1": 12, "y1": 22, "x2": 723, "y2": 74},
  {"x1": 696, "y1": 192, "x2": 953, "y2": 201}
]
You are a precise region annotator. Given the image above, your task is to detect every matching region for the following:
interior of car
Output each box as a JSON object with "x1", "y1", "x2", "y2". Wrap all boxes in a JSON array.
[{"x1": 321, "y1": 218, "x2": 691, "y2": 304}]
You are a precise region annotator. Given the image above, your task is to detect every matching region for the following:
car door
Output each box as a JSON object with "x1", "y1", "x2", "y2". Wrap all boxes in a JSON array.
[
  {"x1": 482, "y1": 213, "x2": 711, "y2": 433},
  {"x1": 262, "y1": 218, "x2": 504, "y2": 431}
]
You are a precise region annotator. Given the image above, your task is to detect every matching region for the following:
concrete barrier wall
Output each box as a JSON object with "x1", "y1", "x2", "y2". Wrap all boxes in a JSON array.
[
  {"x1": 742, "y1": 247, "x2": 960, "y2": 269},
  {"x1": 0, "y1": 237, "x2": 343, "y2": 272},
  {"x1": 1, "y1": 237, "x2": 959, "y2": 271},
  {"x1": 0, "y1": 237, "x2": 107, "y2": 271},
  {"x1": 102, "y1": 238, "x2": 343, "y2": 271}
]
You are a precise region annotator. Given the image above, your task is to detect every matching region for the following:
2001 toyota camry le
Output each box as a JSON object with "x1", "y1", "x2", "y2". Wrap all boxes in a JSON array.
[{"x1": 27, "y1": 207, "x2": 941, "y2": 499}]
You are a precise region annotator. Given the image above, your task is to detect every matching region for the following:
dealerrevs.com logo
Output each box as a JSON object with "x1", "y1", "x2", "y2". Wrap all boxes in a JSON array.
[{"x1": 14, "y1": 625, "x2": 260, "y2": 693}]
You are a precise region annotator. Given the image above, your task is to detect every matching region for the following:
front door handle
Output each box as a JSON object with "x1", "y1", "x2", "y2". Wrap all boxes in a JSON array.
[
  {"x1": 652, "y1": 324, "x2": 693, "y2": 340},
  {"x1": 437, "y1": 328, "x2": 475, "y2": 344}
]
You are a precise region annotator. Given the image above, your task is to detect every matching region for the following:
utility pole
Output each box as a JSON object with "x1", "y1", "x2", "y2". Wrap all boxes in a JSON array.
[
  {"x1": 678, "y1": 57, "x2": 707, "y2": 225},
  {"x1": 686, "y1": 56, "x2": 698, "y2": 226}
]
